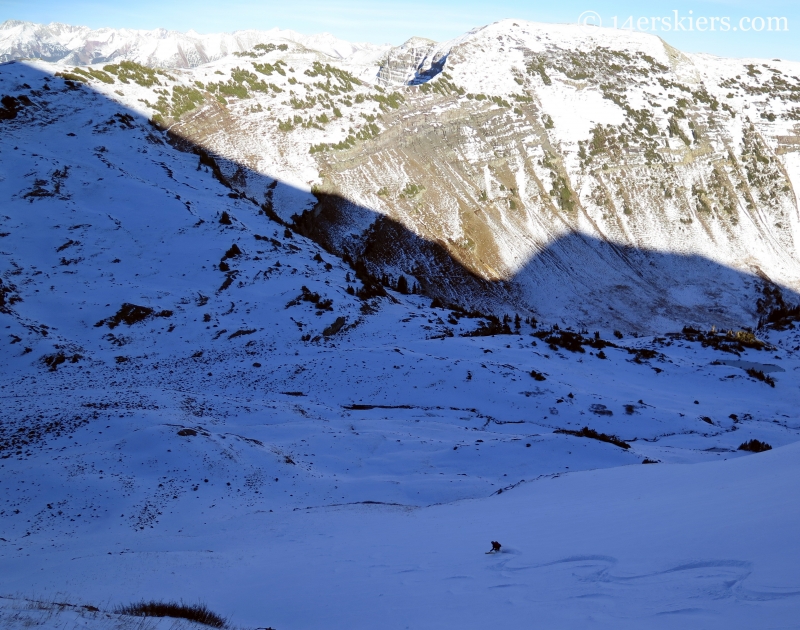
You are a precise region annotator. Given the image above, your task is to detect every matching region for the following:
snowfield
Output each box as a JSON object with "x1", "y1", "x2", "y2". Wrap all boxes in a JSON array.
[
  {"x1": 3, "y1": 441, "x2": 799, "y2": 629},
  {"x1": 1, "y1": 20, "x2": 800, "y2": 630}
]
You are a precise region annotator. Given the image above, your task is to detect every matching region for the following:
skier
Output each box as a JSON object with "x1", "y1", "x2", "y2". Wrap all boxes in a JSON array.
[{"x1": 486, "y1": 540, "x2": 502, "y2": 554}]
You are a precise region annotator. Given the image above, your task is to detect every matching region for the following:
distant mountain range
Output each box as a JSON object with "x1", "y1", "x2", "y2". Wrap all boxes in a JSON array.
[{"x1": 0, "y1": 19, "x2": 389, "y2": 68}]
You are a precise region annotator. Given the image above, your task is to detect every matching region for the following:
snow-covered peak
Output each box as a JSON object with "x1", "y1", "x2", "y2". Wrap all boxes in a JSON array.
[{"x1": 377, "y1": 36, "x2": 442, "y2": 86}]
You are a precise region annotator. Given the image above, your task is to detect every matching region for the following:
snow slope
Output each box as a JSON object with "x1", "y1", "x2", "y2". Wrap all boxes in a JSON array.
[
  {"x1": 1, "y1": 28, "x2": 800, "y2": 630},
  {"x1": 3, "y1": 429, "x2": 799, "y2": 629}
]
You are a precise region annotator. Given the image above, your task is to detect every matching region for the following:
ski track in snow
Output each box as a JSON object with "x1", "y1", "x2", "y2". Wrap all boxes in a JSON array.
[{"x1": 0, "y1": 26, "x2": 799, "y2": 630}]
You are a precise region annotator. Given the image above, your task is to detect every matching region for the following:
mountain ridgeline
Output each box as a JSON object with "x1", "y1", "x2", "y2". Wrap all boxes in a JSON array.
[{"x1": 4, "y1": 18, "x2": 800, "y2": 332}]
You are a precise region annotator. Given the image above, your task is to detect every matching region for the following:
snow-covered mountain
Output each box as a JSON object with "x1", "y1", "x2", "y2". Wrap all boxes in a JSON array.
[
  {"x1": 2, "y1": 19, "x2": 800, "y2": 629},
  {"x1": 0, "y1": 20, "x2": 389, "y2": 68},
  {"x1": 4, "y1": 20, "x2": 800, "y2": 331},
  {"x1": 25, "y1": 18, "x2": 798, "y2": 332}
]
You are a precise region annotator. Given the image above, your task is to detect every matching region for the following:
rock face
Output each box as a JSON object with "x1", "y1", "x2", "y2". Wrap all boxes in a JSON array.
[
  {"x1": 376, "y1": 37, "x2": 445, "y2": 86},
  {"x1": 13, "y1": 19, "x2": 800, "y2": 331}
]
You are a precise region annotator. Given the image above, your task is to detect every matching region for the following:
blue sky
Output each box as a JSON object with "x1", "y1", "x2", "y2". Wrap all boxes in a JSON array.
[{"x1": 2, "y1": 0, "x2": 798, "y2": 60}]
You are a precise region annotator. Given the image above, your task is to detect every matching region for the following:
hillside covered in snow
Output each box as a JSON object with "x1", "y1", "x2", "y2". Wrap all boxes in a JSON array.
[{"x1": 1, "y1": 18, "x2": 800, "y2": 630}]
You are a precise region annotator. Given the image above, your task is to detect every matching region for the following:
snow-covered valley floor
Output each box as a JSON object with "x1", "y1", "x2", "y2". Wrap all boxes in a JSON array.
[
  {"x1": 1, "y1": 60, "x2": 799, "y2": 629},
  {"x1": 3, "y1": 436, "x2": 800, "y2": 629}
]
